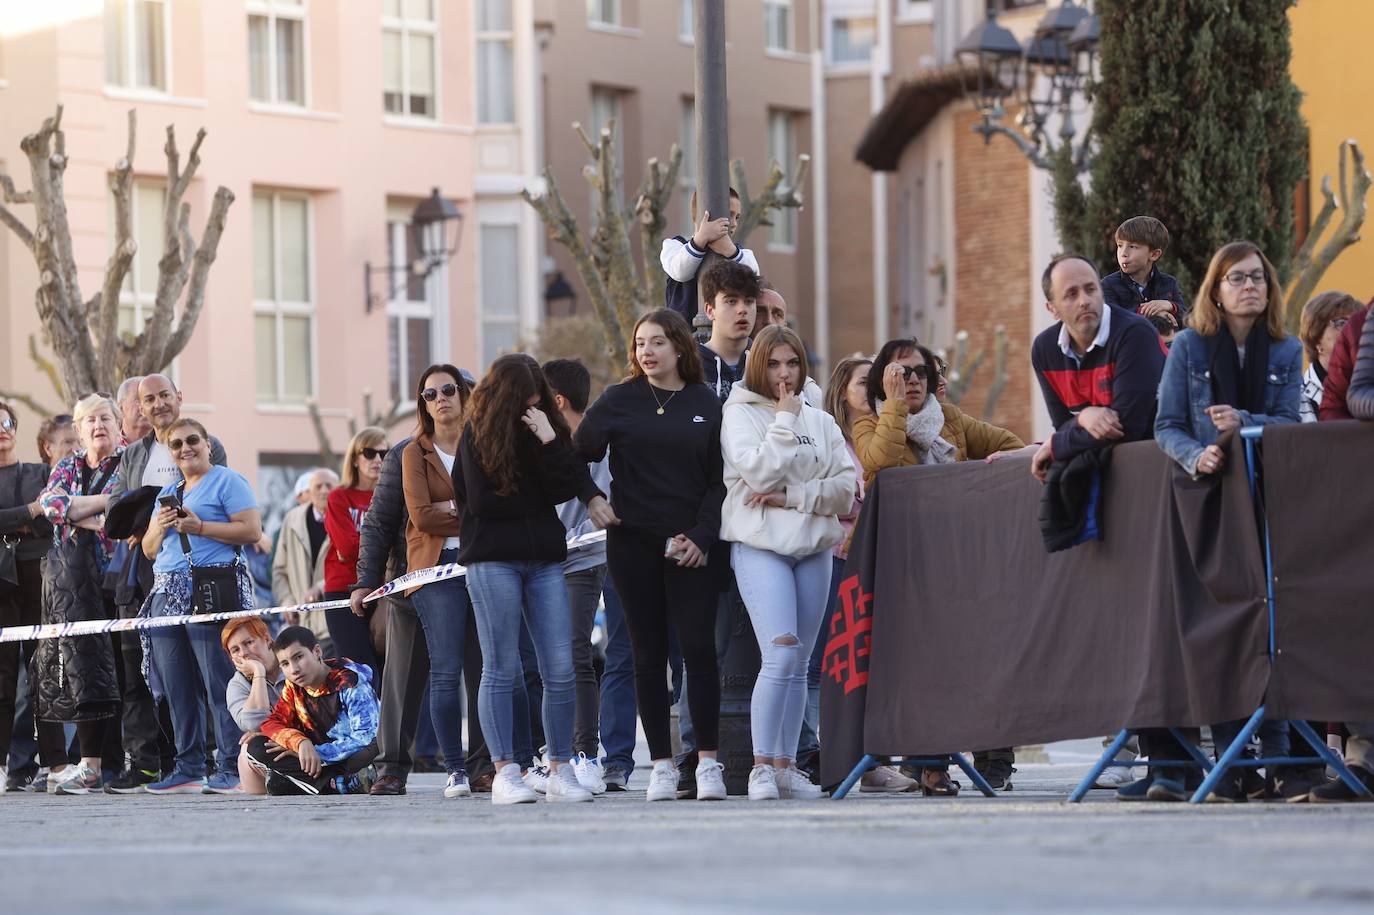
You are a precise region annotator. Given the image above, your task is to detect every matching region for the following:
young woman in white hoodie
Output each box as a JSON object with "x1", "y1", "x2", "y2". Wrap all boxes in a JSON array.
[{"x1": 720, "y1": 325, "x2": 857, "y2": 800}]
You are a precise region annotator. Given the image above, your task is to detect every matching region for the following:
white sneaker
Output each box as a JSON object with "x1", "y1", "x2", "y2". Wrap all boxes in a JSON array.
[
  {"x1": 748, "y1": 764, "x2": 780, "y2": 801},
  {"x1": 492, "y1": 763, "x2": 538, "y2": 805},
  {"x1": 860, "y1": 765, "x2": 918, "y2": 793},
  {"x1": 52, "y1": 763, "x2": 100, "y2": 795},
  {"x1": 0, "y1": 765, "x2": 7, "y2": 794},
  {"x1": 646, "y1": 761, "x2": 679, "y2": 802},
  {"x1": 695, "y1": 758, "x2": 727, "y2": 801},
  {"x1": 571, "y1": 753, "x2": 607, "y2": 795},
  {"x1": 1094, "y1": 765, "x2": 1137, "y2": 789},
  {"x1": 547, "y1": 764, "x2": 594, "y2": 803},
  {"x1": 443, "y1": 772, "x2": 471, "y2": 798},
  {"x1": 523, "y1": 765, "x2": 550, "y2": 795},
  {"x1": 775, "y1": 765, "x2": 824, "y2": 799}
]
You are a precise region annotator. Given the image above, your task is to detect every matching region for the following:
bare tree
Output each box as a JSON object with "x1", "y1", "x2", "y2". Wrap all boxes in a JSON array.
[
  {"x1": 1285, "y1": 139, "x2": 1370, "y2": 332},
  {"x1": 304, "y1": 391, "x2": 412, "y2": 469},
  {"x1": 521, "y1": 120, "x2": 809, "y2": 365},
  {"x1": 0, "y1": 106, "x2": 234, "y2": 409}
]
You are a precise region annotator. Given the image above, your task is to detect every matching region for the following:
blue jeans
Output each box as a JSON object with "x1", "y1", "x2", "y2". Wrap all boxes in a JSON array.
[
  {"x1": 146, "y1": 590, "x2": 243, "y2": 778},
  {"x1": 598, "y1": 577, "x2": 637, "y2": 775},
  {"x1": 466, "y1": 560, "x2": 576, "y2": 764},
  {"x1": 410, "y1": 556, "x2": 475, "y2": 776},
  {"x1": 798, "y1": 555, "x2": 844, "y2": 759},
  {"x1": 512, "y1": 621, "x2": 541, "y2": 769}
]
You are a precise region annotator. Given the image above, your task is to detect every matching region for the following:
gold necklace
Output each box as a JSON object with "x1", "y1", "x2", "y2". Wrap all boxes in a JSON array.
[{"x1": 649, "y1": 383, "x2": 680, "y2": 415}]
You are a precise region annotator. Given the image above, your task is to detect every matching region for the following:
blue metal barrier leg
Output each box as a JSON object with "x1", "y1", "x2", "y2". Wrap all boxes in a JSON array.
[
  {"x1": 1190, "y1": 706, "x2": 1266, "y2": 803},
  {"x1": 1290, "y1": 719, "x2": 1374, "y2": 799},
  {"x1": 1068, "y1": 729, "x2": 1130, "y2": 803},
  {"x1": 1168, "y1": 728, "x2": 1215, "y2": 773},
  {"x1": 831, "y1": 754, "x2": 878, "y2": 799},
  {"x1": 950, "y1": 752, "x2": 997, "y2": 797}
]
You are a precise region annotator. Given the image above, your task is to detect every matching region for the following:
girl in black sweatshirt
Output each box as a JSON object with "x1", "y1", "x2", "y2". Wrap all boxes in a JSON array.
[
  {"x1": 575, "y1": 308, "x2": 729, "y2": 802},
  {"x1": 456, "y1": 354, "x2": 605, "y2": 805}
]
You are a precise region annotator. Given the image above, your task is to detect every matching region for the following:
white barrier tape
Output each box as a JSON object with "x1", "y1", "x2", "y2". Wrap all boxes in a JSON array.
[{"x1": 0, "y1": 528, "x2": 609, "y2": 644}]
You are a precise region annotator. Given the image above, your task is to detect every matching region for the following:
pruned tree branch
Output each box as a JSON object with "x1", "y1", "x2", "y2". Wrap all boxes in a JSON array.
[
  {"x1": 732, "y1": 153, "x2": 810, "y2": 247},
  {"x1": 29, "y1": 334, "x2": 65, "y2": 401},
  {"x1": 635, "y1": 145, "x2": 684, "y2": 310},
  {"x1": 154, "y1": 185, "x2": 234, "y2": 372},
  {"x1": 983, "y1": 325, "x2": 1010, "y2": 420},
  {"x1": 0, "y1": 171, "x2": 35, "y2": 250},
  {"x1": 1285, "y1": 139, "x2": 1370, "y2": 333},
  {"x1": 0, "y1": 388, "x2": 57, "y2": 420},
  {"x1": 95, "y1": 109, "x2": 138, "y2": 386},
  {"x1": 304, "y1": 398, "x2": 339, "y2": 469}
]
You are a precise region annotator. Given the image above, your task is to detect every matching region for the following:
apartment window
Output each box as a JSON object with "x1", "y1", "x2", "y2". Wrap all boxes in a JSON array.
[
  {"x1": 897, "y1": 0, "x2": 934, "y2": 23},
  {"x1": 104, "y1": 0, "x2": 168, "y2": 91},
  {"x1": 768, "y1": 110, "x2": 798, "y2": 249},
  {"x1": 764, "y1": 1, "x2": 793, "y2": 52},
  {"x1": 679, "y1": 97, "x2": 696, "y2": 234},
  {"x1": 248, "y1": 0, "x2": 306, "y2": 106},
  {"x1": 826, "y1": 7, "x2": 876, "y2": 68},
  {"x1": 587, "y1": 0, "x2": 622, "y2": 27},
  {"x1": 253, "y1": 192, "x2": 314, "y2": 403},
  {"x1": 383, "y1": 0, "x2": 437, "y2": 118},
  {"x1": 479, "y1": 225, "x2": 521, "y2": 368},
  {"x1": 385, "y1": 213, "x2": 435, "y2": 403},
  {"x1": 475, "y1": 0, "x2": 514, "y2": 123},
  {"x1": 678, "y1": 0, "x2": 692, "y2": 40},
  {"x1": 111, "y1": 182, "x2": 167, "y2": 338}
]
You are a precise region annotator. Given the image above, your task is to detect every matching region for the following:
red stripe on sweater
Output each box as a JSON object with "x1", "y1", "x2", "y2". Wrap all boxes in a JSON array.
[{"x1": 1042, "y1": 365, "x2": 1116, "y2": 410}]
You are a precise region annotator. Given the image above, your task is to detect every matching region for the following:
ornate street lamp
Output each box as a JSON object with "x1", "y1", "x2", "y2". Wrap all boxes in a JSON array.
[
  {"x1": 364, "y1": 187, "x2": 464, "y2": 313},
  {"x1": 956, "y1": 1, "x2": 1100, "y2": 173}
]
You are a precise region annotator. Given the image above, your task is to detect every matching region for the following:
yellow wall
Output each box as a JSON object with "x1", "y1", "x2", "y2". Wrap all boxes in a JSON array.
[{"x1": 1290, "y1": 0, "x2": 1374, "y2": 299}]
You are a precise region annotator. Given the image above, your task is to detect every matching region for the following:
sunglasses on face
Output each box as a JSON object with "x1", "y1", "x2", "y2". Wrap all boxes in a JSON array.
[
  {"x1": 899, "y1": 364, "x2": 930, "y2": 382},
  {"x1": 360, "y1": 446, "x2": 389, "y2": 460},
  {"x1": 168, "y1": 434, "x2": 203, "y2": 452},
  {"x1": 421, "y1": 384, "x2": 460, "y2": 402},
  {"x1": 0, "y1": 418, "x2": 15, "y2": 433}
]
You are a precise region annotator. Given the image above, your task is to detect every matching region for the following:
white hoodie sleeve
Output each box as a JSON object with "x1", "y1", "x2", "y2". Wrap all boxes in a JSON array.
[
  {"x1": 660, "y1": 235, "x2": 709, "y2": 282},
  {"x1": 784, "y1": 411, "x2": 857, "y2": 517},
  {"x1": 722, "y1": 404, "x2": 800, "y2": 495}
]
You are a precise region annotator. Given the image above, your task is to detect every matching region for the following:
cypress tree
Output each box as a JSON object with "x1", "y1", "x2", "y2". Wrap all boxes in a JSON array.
[{"x1": 1053, "y1": 0, "x2": 1307, "y2": 300}]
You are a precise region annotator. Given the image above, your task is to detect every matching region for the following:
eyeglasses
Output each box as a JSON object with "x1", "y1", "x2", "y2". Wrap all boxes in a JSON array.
[
  {"x1": 0, "y1": 417, "x2": 15, "y2": 433},
  {"x1": 1330, "y1": 317, "x2": 1351, "y2": 332},
  {"x1": 421, "y1": 384, "x2": 460, "y2": 402},
  {"x1": 168, "y1": 434, "x2": 203, "y2": 452},
  {"x1": 360, "y1": 446, "x2": 389, "y2": 460},
  {"x1": 1223, "y1": 270, "x2": 1267, "y2": 288},
  {"x1": 899, "y1": 364, "x2": 930, "y2": 382}
]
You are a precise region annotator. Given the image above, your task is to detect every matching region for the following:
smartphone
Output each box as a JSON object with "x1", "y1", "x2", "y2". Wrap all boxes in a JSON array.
[{"x1": 157, "y1": 494, "x2": 186, "y2": 517}]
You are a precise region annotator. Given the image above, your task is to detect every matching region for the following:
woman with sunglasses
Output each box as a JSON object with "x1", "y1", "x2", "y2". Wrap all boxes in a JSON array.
[
  {"x1": 141, "y1": 417, "x2": 262, "y2": 794},
  {"x1": 400, "y1": 364, "x2": 488, "y2": 799},
  {"x1": 324, "y1": 426, "x2": 390, "y2": 687}
]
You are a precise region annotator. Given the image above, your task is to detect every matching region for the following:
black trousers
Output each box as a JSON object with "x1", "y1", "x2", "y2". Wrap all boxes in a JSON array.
[
  {"x1": 0, "y1": 558, "x2": 57, "y2": 764},
  {"x1": 374, "y1": 593, "x2": 491, "y2": 780},
  {"x1": 246, "y1": 733, "x2": 378, "y2": 795},
  {"x1": 606, "y1": 527, "x2": 720, "y2": 761},
  {"x1": 114, "y1": 599, "x2": 163, "y2": 772},
  {"x1": 324, "y1": 592, "x2": 383, "y2": 689}
]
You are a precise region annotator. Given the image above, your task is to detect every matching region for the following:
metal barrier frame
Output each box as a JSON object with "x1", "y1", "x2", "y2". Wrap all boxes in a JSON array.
[{"x1": 832, "y1": 753, "x2": 997, "y2": 799}]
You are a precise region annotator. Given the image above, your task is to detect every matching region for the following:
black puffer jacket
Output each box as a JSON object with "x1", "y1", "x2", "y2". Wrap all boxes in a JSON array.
[
  {"x1": 30, "y1": 531, "x2": 120, "y2": 722},
  {"x1": 352, "y1": 437, "x2": 412, "y2": 607},
  {"x1": 1346, "y1": 305, "x2": 1374, "y2": 419}
]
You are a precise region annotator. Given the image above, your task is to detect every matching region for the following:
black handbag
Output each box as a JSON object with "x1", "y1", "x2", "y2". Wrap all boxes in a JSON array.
[{"x1": 174, "y1": 480, "x2": 244, "y2": 616}]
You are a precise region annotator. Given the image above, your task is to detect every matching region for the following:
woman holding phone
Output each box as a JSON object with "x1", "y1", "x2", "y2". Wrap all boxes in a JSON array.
[{"x1": 575, "y1": 308, "x2": 729, "y2": 803}]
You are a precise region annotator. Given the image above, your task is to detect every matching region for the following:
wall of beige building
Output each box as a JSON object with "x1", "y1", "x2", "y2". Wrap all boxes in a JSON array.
[
  {"x1": 0, "y1": 2, "x2": 481, "y2": 520},
  {"x1": 533, "y1": 0, "x2": 816, "y2": 357}
]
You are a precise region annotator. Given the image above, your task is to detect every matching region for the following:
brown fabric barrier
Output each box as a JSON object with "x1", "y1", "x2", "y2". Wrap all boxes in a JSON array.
[
  {"x1": 820, "y1": 437, "x2": 1272, "y2": 789},
  {"x1": 1264, "y1": 421, "x2": 1374, "y2": 722}
]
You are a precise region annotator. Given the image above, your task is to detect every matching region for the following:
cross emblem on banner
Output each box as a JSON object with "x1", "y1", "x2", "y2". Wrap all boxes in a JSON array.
[{"x1": 822, "y1": 573, "x2": 873, "y2": 694}]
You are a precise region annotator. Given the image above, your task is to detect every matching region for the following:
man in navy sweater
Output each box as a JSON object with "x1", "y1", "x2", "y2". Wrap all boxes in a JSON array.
[{"x1": 1030, "y1": 254, "x2": 1167, "y2": 483}]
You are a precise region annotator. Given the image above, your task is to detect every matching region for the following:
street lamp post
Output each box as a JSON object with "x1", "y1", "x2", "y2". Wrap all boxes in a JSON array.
[{"x1": 363, "y1": 187, "x2": 464, "y2": 313}]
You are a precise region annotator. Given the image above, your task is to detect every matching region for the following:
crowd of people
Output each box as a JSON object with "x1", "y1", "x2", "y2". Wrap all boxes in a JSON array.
[{"x1": 2, "y1": 205, "x2": 1373, "y2": 806}]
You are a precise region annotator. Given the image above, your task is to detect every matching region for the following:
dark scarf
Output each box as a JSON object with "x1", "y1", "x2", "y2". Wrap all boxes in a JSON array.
[{"x1": 1205, "y1": 322, "x2": 1270, "y2": 414}]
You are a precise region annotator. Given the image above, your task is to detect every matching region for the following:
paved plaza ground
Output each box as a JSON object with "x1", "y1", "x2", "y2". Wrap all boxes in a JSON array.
[{"x1": 2, "y1": 740, "x2": 1373, "y2": 914}]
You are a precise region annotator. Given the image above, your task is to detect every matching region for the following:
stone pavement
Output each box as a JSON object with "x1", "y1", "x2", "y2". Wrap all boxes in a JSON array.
[{"x1": 2, "y1": 744, "x2": 1373, "y2": 914}]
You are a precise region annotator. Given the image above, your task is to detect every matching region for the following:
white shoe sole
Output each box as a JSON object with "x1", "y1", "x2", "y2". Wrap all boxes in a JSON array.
[
  {"x1": 492, "y1": 791, "x2": 538, "y2": 805},
  {"x1": 645, "y1": 789, "x2": 678, "y2": 802},
  {"x1": 143, "y1": 783, "x2": 205, "y2": 795},
  {"x1": 748, "y1": 789, "x2": 780, "y2": 800},
  {"x1": 548, "y1": 789, "x2": 593, "y2": 803},
  {"x1": 443, "y1": 786, "x2": 472, "y2": 798}
]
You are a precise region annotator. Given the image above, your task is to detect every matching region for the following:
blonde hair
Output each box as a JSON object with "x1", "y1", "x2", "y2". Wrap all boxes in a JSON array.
[
  {"x1": 1187, "y1": 241, "x2": 1287, "y2": 339},
  {"x1": 340, "y1": 426, "x2": 387, "y2": 489},
  {"x1": 824, "y1": 357, "x2": 872, "y2": 441},
  {"x1": 744, "y1": 324, "x2": 809, "y2": 398},
  {"x1": 71, "y1": 392, "x2": 121, "y2": 431}
]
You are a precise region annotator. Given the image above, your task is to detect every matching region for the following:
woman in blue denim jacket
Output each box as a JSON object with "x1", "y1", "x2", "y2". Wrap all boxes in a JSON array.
[
  {"x1": 1155, "y1": 240, "x2": 1302, "y2": 478},
  {"x1": 1154, "y1": 240, "x2": 1307, "y2": 802}
]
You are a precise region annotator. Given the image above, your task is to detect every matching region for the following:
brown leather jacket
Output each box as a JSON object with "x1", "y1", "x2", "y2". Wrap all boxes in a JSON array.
[{"x1": 400, "y1": 434, "x2": 461, "y2": 593}]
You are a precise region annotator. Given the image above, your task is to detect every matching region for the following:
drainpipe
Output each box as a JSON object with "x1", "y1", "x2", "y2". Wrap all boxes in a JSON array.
[
  {"x1": 871, "y1": 0, "x2": 893, "y2": 347},
  {"x1": 810, "y1": 0, "x2": 830, "y2": 371}
]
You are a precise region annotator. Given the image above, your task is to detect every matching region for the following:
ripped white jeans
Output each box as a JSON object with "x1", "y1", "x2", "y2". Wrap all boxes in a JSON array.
[{"x1": 732, "y1": 542, "x2": 833, "y2": 760}]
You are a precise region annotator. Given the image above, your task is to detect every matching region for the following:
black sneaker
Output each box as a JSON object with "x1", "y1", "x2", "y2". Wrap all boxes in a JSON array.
[
  {"x1": 6, "y1": 770, "x2": 37, "y2": 792},
  {"x1": 1241, "y1": 766, "x2": 1266, "y2": 800},
  {"x1": 676, "y1": 753, "x2": 698, "y2": 800},
  {"x1": 977, "y1": 759, "x2": 1015, "y2": 792},
  {"x1": 104, "y1": 768, "x2": 160, "y2": 794},
  {"x1": 1309, "y1": 766, "x2": 1374, "y2": 804},
  {"x1": 1267, "y1": 767, "x2": 1321, "y2": 803},
  {"x1": 1202, "y1": 774, "x2": 1246, "y2": 803},
  {"x1": 602, "y1": 766, "x2": 629, "y2": 791}
]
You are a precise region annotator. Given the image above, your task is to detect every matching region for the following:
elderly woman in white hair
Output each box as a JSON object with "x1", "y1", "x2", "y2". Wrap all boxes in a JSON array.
[{"x1": 33, "y1": 392, "x2": 126, "y2": 794}]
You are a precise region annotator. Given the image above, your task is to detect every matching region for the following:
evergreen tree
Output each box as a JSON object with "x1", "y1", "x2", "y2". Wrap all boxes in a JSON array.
[{"x1": 1053, "y1": 0, "x2": 1307, "y2": 301}]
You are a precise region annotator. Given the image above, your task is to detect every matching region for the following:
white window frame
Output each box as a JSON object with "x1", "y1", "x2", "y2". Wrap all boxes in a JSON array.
[
  {"x1": 118, "y1": 181, "x2": 163, "y2": 338},
  {"x1": 253, "y1": 191, "x2": 316, "y2": 405},
  {"x1": 767, "y1": 109, "x2": 798, "y2": 252},
  {"x1": 106, "y1": 0, "x2": 172, "y2": 93},
  {"x1": 477, "y1": 221, "x2": 522, "y2": 370},
  {"x1": 587, "y1": 0, "x2": 622, "y2": 27},
  {"x1": 473, "y1": 0, "x2": 513, "y2": 125},
  {"x1": 678, "y1": 0, "x2": 693, "y2": 42},
  {"x1": 764, "y1": 0, "x2": 794, "y2": 53},
  {"x1": 247, "y1": 0, "x2": 310, "y2": 108},
  {"x1": 385, "y1": 210, "x2": 440, "y2": 405},
  {"x1": 824, "y1": 0, "x2": 877, "y2": 72},
  {"x1": 382, "y1": 0, "x2": 440, "y2": 121},
  {"x1": 678, "y1": 96, "x2": 696, "y2": 235},
  {"x1": 896, "y1": 0, "x2": 934, "y2": 25}
]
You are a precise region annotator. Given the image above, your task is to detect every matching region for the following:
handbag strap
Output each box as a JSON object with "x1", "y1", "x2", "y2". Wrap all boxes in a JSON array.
[{"x1": 173, "y1": 476, "x2": 242, "y2": 568}]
